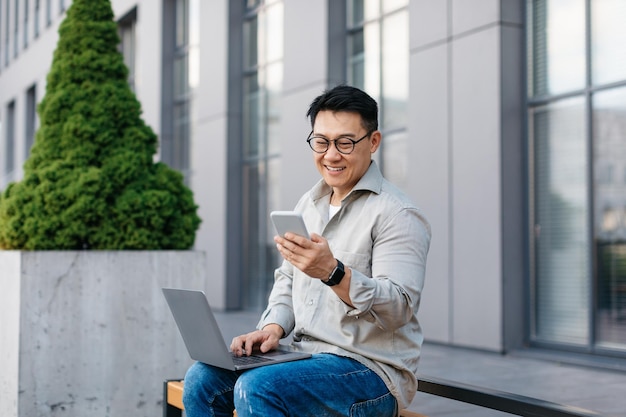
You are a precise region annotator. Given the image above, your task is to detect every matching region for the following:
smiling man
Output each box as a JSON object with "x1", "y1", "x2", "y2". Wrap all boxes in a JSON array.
[{"x1": 183, "y1": 85, "x2": 431, "y2": 417}]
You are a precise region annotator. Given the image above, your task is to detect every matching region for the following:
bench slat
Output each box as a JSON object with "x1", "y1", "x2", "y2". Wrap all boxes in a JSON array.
[
  {"x1": 165, "y1": 380, "x2": 428, "y2": 417},
  {"x1": 417, "y1": 375, "x2": 602, "y2": 417}
]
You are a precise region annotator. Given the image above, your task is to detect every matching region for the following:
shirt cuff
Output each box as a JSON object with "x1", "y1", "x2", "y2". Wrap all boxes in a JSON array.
[{"x1": 257, "y1": 306, "x2": 295, "y2": 338}]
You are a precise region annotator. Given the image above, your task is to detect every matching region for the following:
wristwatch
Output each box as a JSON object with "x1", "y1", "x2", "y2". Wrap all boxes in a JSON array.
[{"x1": 322, "y1": 259, "x2": 345, "y2": 286}]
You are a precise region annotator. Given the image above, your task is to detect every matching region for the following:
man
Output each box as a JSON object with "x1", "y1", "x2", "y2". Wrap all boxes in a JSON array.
[{"x1": 183, "y1": 85, "x2": 431, "y2": 417}]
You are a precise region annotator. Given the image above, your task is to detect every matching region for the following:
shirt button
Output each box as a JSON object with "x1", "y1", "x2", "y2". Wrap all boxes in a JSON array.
[{"x1": 308, "y1": 299, "x2": 314, "y2": 305}]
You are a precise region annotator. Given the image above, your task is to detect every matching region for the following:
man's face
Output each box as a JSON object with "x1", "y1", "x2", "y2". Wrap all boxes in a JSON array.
[{"x1": 311, "y1": 110, "x2": 380, "y2": 200}]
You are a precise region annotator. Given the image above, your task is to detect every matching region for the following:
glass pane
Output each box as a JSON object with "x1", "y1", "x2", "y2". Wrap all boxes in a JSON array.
[
  {"x1": 264, "y1": 2, "x2": 283, "y2": 63},
  {"x1": 266, "y1": 62, "x2": 283, "y2": 155},
  {"x1": 593, "y1": 87, "x2": 626, "y2": 349},
  {"x1": 189, "y1": 0, "x2": 200, "y2": 46},
  {"x1": 173, "y1": 102, "x2": 190, "y2": 172},
  {"x1": 243, "y1": 74, "x2": 263, "y2": 157},
  {"x1": 173, "y1": 55, "x2": 189, "y2": 98},
  {"x1": 348, "y1": 0, "x2": 379, "y2": 26},
  {"x1": 175, "y1": 0, "x2": 188, "y2": 48},
  {"x1": 246, "y1": 0, "x2": 261, "y2": 10},
  {"x1": 362, "y1": 23, "x2": 381, "y2": 106},
  {"x1": 382, "y1": 10, "x2": 408, "y2": 130},
  {"x1": 242, "y1": 162, "x2": 275, "y2": 309},
  {"x1": 242, "y1": 163, "x2": 263, "y2": 309},
  {"x1": 382, "y1": 0, "x2": 408, "y2": 14},
  {"x1": 25, "y1": 85, "x2": 37, "y2": 156},
  {"x1": 591, "y1": 0, "x2": 626, "y2": 86},
  {"x1": 382, "y1": 130, "x2": 408, "y2": 190},
  {"x1": 347, "y1": 29, "x2": 365, "y2": 88},
  {"x1": 267, "y1": 156, "x2": 282, "y2": 276},
  {"x1": 348, "y1": 0, "x2": 364, "y2": 26},
  {"x1": 243, "y1": 17, "x2": 258, "y2": 70},
  {"x1": 5, "y1": 101, "x2": 16, "y2": 175},
  {"x1": 532, "y1": 97, "x2": 590, "y2": 345},
  {"x1": 528, "y1": 0, "x2": 586, "y2": 96}
]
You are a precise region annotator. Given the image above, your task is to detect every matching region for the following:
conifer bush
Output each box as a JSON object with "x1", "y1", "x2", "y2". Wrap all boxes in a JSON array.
[{"x1": 0, "y1": 0, "x2": 201, "y2": 249}]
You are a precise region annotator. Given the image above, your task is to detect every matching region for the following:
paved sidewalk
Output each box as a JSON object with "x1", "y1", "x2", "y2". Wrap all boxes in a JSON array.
[{"x1": 213, "y1": 310, "x2": 626, "y2": 417}]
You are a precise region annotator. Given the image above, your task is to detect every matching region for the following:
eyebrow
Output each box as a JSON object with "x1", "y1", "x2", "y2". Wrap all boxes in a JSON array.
[{"x1": 312, "y1": 132, "x2": 358, "y2": 139}]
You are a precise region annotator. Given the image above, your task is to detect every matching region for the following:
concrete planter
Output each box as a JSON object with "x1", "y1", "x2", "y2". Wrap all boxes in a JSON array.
[{"x1": 0, "y1": 251, "x2": 209, "y2": 417}]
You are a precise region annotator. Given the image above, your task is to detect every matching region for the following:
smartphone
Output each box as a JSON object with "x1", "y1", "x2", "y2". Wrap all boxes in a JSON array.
[{"x1": 270, "y1": 211, "x2": 310, "y2": 238}]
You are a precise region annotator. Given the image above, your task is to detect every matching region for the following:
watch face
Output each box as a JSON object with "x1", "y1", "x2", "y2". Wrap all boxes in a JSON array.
[{"x1": 324, "y1": 260, "x2": 345, "y2": 286}]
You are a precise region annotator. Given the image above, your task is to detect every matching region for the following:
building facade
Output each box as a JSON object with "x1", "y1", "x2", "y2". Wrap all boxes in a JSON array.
[{"x1": 1, "y1": 0, "x2": 625, "y2": 361}]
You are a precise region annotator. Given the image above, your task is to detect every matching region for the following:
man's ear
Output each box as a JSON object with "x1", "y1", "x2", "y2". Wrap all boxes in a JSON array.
[{"x1": 369, "y1": 130, "x2": 382, "y2": 153}]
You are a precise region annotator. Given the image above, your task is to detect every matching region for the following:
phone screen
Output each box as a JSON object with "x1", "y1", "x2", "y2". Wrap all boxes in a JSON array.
[{"x1": 270, "y1": 211, "x2": 309, "y2": 238}]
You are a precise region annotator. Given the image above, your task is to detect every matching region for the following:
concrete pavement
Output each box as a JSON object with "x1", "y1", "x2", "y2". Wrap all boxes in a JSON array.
[{"x1": 212, "y1": 310, "x2": 626, "y2": 417}]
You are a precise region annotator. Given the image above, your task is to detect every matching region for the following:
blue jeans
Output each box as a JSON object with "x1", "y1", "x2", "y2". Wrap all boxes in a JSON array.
[{"x1": 183, "y1": 353, "x2": 398, "y2": 417}]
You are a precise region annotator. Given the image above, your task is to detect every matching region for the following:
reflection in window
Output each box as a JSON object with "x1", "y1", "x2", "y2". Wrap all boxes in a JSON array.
[
  {"x1": 5, "y1": 100, "x2": 16, "y2": 180},
  {"x1": 529, "y1": 0, "x2": 626, "y2": 354},
  {"x1": 532, "y1": 98, "x2": 590, "y2": 345},
  {"x1": 528, "y1": 0, "x2": 585, "y2": 97},
  {"x1": 23, "y1": 0, "x2": 29, "y2": 48},
  {"x1": 13, "y1": 0, "x2": 18, "y2": 58},
  {"x1": 241, "y1": 1, "x2": 283, "y2": 309},
  {"x1": 5, "y1": 0, "x2": 9, "y2": 66},
  {"x1": 117, "y1": 8, "x2": 136, "y2": 92},
  {"x1": 593, "y1": 87, "x2": 626, "y2": 348},
  {"x1": 347, "y1": 0, "x2": 408, "y2": 189},
  {"x1": 591, "y1": 0, "x2": 626, "y2": 86},
  {"x1": 25, "y1": 84, "x2": 37, "y2": 156},
  {"x1": 34, "y1": 0, "x2": 40, "y2": 38},
  {"x1": 162, "y1": 0, "x2": 199, "y2": 181}
]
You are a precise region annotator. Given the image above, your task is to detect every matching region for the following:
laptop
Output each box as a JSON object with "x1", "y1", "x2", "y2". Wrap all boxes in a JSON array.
[{"x1": 162, "y1": 288, "x2": 311, "y2": 371}]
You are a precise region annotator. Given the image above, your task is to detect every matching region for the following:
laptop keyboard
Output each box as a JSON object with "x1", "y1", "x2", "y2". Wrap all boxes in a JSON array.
[{"x1": 232, "y1": 353, "x2": 273, "y2": 366}]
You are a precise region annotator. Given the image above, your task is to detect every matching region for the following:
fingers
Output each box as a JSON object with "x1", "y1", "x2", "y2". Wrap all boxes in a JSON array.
[
  {"x1": 274, "y1": 233, "x2": 314, "y2": 259},
  {"x1": 230, "y1": 329, "x2": 281, "y2": 356},
  {"x1": 230, "y1": 332, "x2": 260, "y2": 356},
  {"x1": 260, "y1": 338, "x2": 279, "y2": 353}
]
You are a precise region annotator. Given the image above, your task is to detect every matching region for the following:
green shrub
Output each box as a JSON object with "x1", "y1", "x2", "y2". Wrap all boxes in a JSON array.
[{"x1": 0, "y1": 0, "x2": 201, "y2": 249}]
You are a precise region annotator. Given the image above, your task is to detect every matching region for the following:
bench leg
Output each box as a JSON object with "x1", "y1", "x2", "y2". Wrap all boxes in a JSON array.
[{"x1": 163, "y1": 380, "x2": 183, "y2": 417}]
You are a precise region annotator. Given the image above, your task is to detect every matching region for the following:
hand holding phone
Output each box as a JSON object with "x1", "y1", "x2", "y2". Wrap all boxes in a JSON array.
[{"x1": 270, "y1": 211, "x2": 309, "y2": 238}]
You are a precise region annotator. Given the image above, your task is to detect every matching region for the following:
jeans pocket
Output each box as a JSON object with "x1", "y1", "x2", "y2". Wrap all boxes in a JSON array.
[{"x1": 349, "y1": 392, "x2": 398, "y2": 417}]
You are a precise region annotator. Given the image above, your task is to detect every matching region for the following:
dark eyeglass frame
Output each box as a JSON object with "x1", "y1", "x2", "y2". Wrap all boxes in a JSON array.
[{"x1": 306, "y1": 130, "x2": 373, "y2": 155}]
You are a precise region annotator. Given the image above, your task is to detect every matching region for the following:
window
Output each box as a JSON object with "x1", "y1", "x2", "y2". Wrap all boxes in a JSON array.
[
  {"x1": 25, "y1": 84, "x2": 37, "y2": 156},
  {"x1": 240, "y1": 0, "x2": 284, "y2": 309},
  {"x1": 528, "y1": 0, "x2": 626, "y2": 354},
  {"x1": 346, "y1": 0, "x2": 409, "y2": 189},
  {"x1": 13, "y1": 0, "x2": 17, "y2": 57},
  {"x1": 5, "y1": 100, "x2": 16, "y2": 181},
  {"x1": 0, "y1": 0, "x2": 3, "y2": 71},
  {"x1": 46, "y1": 0, "x2": 51, "y2": 26},
  {"x1": 6, "y1": 0, "x2": 11, "y2": 65},
  {"x1": 59, "y1": 0, "x2": 65, "y2": 14},
  {"x1": 161, "y1": 0, "x2": 198, "y2": 180},
  {"x1": 117, "y1": 7, "x2": 136, "y2": 91},
  {"x1": 23, "y1": 0, "x2": 28, "y2": 48},
  {"x1": 34, "y1": 0, "x2": 39, "y2": 38}
]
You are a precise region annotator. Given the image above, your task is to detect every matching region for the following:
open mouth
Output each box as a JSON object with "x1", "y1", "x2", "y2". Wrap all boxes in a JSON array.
[{"x1": 326, "y1": 166, "x2": 345, "y2": 172}]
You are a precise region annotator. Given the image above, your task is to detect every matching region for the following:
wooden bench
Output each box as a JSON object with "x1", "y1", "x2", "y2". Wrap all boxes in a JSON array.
[
  {"x1": 163, "y1": 379, "x2": 427, "y2": 417},
  {"x1": 163, "y1": 376, "x2": 602, "y2": 417}
]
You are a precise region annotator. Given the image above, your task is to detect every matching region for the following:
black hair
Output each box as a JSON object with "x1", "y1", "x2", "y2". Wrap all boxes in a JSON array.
[{"x1": 306, "y1": 85, "x2": 378, "y2": 133}]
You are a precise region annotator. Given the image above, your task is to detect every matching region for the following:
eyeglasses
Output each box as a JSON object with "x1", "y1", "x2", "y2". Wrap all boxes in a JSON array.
[{"x1": 306, "y1": 131, "x2": 373, "y2": 155}]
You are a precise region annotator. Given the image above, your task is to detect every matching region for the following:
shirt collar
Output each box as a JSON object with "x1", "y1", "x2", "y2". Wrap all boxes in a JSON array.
[{"x1": 310, "y1": 160, "x2": 383, "y2": 203}]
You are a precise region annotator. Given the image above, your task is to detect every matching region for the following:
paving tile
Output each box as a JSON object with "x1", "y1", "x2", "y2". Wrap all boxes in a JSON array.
[{"x1": 214, "y1": 311, "x2": 626, "y2": 417}]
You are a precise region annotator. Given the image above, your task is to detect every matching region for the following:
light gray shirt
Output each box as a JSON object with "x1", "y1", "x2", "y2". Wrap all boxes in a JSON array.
[{"x1": 258, "y1": 161, "x2": 431, "y2": 409}]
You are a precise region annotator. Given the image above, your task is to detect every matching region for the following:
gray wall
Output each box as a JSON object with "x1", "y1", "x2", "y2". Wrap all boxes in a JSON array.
[
  {"x1": 409, "y1": 0, "x2": 525, "y2": 351},
  {"x1": 0, "y1": 0, "x2": 527, "y2": 351}
]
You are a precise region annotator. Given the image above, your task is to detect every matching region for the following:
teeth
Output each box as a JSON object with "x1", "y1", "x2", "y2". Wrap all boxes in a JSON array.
[{"x1": 327, "y1": 166, "x2": 343, "y2": 171}]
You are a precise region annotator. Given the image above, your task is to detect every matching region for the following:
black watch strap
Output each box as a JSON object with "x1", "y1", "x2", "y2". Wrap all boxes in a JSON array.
[{"x1": 322, "y1": 259, "x2": 345, "y2": 286}]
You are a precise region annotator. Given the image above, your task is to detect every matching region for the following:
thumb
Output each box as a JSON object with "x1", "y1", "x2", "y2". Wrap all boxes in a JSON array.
[
  {"x1": 260, "y1": 339, "x2": 275, "y2": 353},
  {"x1": 309, "y1": 233, "x2": 326, "y2": 244}
]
